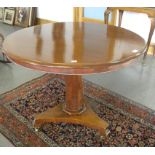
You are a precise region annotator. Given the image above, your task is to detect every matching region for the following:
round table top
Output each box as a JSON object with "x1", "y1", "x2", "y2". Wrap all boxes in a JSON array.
[{"x1": 3, "y1": 22, "x2": 146, "y2": 74}]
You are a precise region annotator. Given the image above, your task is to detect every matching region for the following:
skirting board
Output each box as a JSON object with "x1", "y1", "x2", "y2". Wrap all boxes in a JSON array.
[{"x1": 36, "y1": 18, "x2": 56, "y2": 25}]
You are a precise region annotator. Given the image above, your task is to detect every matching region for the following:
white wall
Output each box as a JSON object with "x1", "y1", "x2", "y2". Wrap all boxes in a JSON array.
[
  {"x1": 37, "y1": 6, "x2": 74, "y2": 22},
  {"x1": 37, "y1": 7, "x2": 155, "y2": 43},
  {"x1": 121, "y1": 12, "x2": 155, "y2": 43}
]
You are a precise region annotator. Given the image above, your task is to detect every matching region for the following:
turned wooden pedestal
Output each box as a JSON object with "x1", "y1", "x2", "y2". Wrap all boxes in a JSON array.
[{"x1": 33, "y1": 75, "x2": 109, "y2": 136}]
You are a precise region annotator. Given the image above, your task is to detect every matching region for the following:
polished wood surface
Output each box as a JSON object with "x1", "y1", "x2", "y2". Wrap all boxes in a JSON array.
[
  {"x1": 3, "y1": 22, "x2": 146, "y2": 74},
  {"x1": 64, "y1": 75, "x2": 85, "y2": 114},
  {"x1": 34, "y1": 103, "x2": 109, "y2": 136}
]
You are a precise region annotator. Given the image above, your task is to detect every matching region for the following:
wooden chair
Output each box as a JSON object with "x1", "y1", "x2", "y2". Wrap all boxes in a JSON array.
[{"x1": 104, "y1": 7, "x2": 155, "y2": 57}]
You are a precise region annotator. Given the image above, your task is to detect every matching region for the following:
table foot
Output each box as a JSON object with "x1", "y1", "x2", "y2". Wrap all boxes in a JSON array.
[{"x1": 33, "y1": 103, "x2": 109, "y2": 136}]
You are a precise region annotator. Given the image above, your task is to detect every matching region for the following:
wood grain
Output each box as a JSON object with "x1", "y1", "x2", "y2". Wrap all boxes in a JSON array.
[{"x1": 3, "y1": 22, "x2": 146, "y2": 74}]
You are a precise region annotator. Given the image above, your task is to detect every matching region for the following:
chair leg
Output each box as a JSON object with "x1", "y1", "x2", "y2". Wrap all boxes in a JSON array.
[
  {"x1": 0, "y1": 51, "x2": 11, "y2": 63},
  {"x1": 143, "y1": 17, "x2": 155, "y2": 58},
  {"x1": 153, "y1": 45, "x2": 155, "y2": 56},
  {"x1": 104, "y1": 8, "x2": 111, "y2": 24},
  {"x1": 118, "y1": 10, "x2": 124, "y2": 27},
  {"x1": 0, "y1": 33, "x2": 11, "y2": 63}
]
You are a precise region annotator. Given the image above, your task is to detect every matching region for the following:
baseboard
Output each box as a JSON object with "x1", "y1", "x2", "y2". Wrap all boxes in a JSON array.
[{"x1": 36, "y1": 18, "x2": 56, "y2": 25}]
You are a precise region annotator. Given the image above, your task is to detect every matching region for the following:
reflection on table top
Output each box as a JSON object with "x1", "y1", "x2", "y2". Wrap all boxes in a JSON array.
[{"x1": 3, "y1": 22, "x2": 146, "y2": 74}]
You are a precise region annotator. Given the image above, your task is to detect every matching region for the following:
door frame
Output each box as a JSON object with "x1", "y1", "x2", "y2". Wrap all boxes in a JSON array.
[{"x1": 73, "y1": 7, "x2": 117, "y2": 25}]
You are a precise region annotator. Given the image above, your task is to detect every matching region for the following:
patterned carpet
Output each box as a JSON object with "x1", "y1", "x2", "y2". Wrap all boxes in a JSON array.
[{"x1": 0, "y1": 74, "x2": 155, "y2": 146}]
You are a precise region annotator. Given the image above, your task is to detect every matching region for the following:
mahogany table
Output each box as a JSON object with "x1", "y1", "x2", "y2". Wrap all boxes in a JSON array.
[{"x1": 3, "y1": 22, "x2": 146, "y2": 136}]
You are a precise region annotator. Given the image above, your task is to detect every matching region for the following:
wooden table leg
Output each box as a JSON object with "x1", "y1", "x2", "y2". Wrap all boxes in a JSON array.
[{"x1": 33, "y1": 75, "x2": 109, "y2": 136}]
